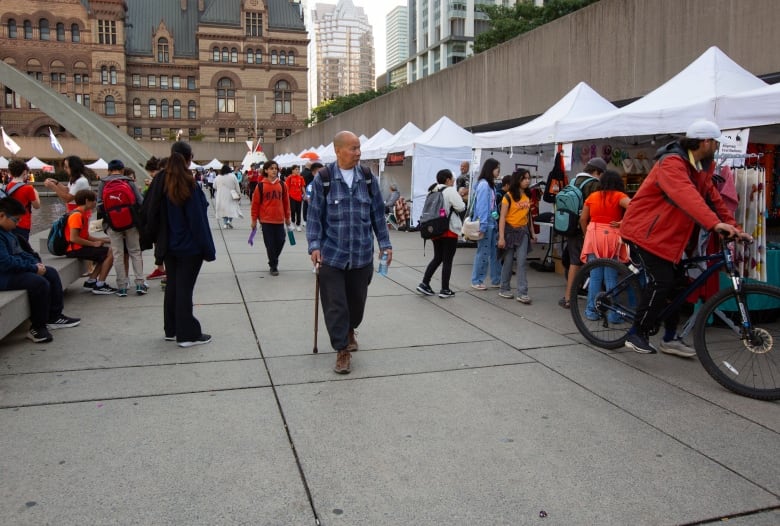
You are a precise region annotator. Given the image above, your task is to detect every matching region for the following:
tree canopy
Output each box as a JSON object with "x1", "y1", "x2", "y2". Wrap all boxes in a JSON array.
[
  {"x1": 473, "y1": 0, "x2": 599, "y2": 54},
  {"x1": 308, "y1": 85, "x2": 396, "y2": 125}
]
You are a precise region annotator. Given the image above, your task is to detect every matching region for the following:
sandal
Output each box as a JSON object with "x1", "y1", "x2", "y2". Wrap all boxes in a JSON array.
[{"x1": 558, "y1": 297, "x2": 571, "y2": 309}]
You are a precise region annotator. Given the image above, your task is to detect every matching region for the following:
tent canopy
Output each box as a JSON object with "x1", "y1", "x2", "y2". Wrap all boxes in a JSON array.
[
  {"x1": 363, "y1": 122, "x2": 423, "y2": 160},
  {"x1": 360, "y1": 128, "x2": 393, "y2": 153},
  {"x1": 556, "y1": 46, "x2": 768, "y2": 141},
  {"x1": 86, "y1": 158, "x2": 108, "y2": 170},
  {"x1": 241, "y1": 150, "x2": 267, "y2": 171},
  {"x1": 396, "y1": 116, "x2": 473, "y2": 155},
  {"x1": 203, "y1": 158, "x2": 223, "y2": 170},
  {"x1": 26, "y1": 156, "x2": 53, "y2": 170},
  {"x1": 0, "y1": 156, "x2": 8, "y2": 169},
  {"x1": 717, "y1": 82, "x2": 780, "y2": 130},
  {"x1": 474, "y1": 82, "x2": 617, "y2": 148}
]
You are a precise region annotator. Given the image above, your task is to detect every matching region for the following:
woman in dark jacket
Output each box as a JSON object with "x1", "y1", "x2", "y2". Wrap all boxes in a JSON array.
[{"x1": 142, "y1": 141, "x2": 215, "y2": 347}]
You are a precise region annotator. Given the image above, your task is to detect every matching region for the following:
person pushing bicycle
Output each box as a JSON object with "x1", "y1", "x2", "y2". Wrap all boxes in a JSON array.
[{"x1": 619, "y1": 119, "x2": 752, "y2": 356}]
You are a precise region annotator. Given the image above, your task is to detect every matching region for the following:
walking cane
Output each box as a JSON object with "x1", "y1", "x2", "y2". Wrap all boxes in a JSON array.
[{"x1": 313, "y1": 264, "x2": 320, "y2": 354}]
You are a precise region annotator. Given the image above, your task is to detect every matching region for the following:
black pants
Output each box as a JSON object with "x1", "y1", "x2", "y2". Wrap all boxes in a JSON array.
[
  {"x1": 423, "y1": 236, "x2": 458, "y2": 290},
  {"x1": 163, "y1": 254, "x2": 204, "y2": 342},
  {"x1": 290, "y1": 198, "x2": 302, "y2": 226},
  {"x1": 319, "y1": 263, "x2": 373, "y2": 351},
  {"x1": 302, "y1": 200, "x2": 309, "y2": 222},
  {"x1": 7, "y1": 266, "x2": 64, "y2": 330},
  {"x1": 261, "y1": 223, "x2": 286, "y2": 270},
  {"x1": 630, "y1": 243, "x2": 687, "y2": 336}
]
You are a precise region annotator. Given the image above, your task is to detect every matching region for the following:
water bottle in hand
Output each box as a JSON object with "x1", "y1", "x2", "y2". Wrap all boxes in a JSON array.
[{"x1": 377, "y1": 251, "x2": 389, "y2": 276}]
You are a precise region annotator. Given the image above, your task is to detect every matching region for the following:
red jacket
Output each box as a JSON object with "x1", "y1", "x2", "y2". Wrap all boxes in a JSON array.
[{"x1": 620, "y1": 147, "x2": 736, "y2": 263}]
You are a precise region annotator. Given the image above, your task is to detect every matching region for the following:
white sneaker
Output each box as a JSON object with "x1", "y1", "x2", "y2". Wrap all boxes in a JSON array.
[
  {"x1": 659, "y1": 338, "x2": 696, "y2": 358},
  {"x1": 296, "y1": 226, "x2": 302, "y2": 232}
]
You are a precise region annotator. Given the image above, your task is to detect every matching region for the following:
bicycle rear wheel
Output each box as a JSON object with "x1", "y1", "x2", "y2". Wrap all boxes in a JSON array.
[
  {"x1": 571, "y1": 258, "x2": 641, "y2": 349},
  {"x1": 694, "y1": 283, "x2": 780, "y2": 400}
]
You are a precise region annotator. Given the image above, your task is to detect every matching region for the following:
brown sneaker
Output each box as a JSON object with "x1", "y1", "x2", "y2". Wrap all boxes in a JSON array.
[
  {"x1": 347, "y1": 329, "x2": 359, "y2": 352},
  {"x1": 334, "y1": 350, "x2": 351, "y2": 374}
]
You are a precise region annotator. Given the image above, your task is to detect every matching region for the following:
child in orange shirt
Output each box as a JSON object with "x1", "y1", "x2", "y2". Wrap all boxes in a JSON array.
[
  {"x1": 65, "y1": 189, "x2": 116, "y2": 294},
  {"x1": 250, "y1": 161, "x2": 291, "y2": 275}
]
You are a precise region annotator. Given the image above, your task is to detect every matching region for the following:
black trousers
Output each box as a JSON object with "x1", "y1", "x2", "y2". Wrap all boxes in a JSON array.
[
  {"x1": 163, "y1": 254, "x2": 204, "y2": 342},
  {"x1": 319, "y1": 263, "x2": 373, "y2": 351},
  {"x1": 290, "y1": 198, "x2": 302, "y2": 226},
  {"x1": 7, "y1": 266, "x2": 64, "y2": 330},
  {"x1": 261, "y1": 223, "x2": 286, "y2": 270},
  {"x1": 302, "y1": 200, "x2": 309, "y2": 222},
  {"x1": 422, "y1": 236, "x2": 458, "y2": 290},
  {"x1": 630, "y1": 243, "x2": 687, "y2": 335}
]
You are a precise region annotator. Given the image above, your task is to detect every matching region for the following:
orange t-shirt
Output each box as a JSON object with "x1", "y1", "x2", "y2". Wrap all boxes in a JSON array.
[
  {"x1": 4, "y1": 182, "x2": 36, "y2": 230},
  {"x1": 584, "y1": 190, "x2": 628, "y2": 223},
  {"x1": 285, "y1": 174, "x2": 306, "y2": 201},
  {"x1": 65, "y1": 208, "x2": 91, "y2": 252}
]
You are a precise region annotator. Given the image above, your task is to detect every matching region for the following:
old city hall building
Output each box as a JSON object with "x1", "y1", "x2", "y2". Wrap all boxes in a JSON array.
[{"x1": 0, "y1": 0, "x2": 308, "y2": 147}]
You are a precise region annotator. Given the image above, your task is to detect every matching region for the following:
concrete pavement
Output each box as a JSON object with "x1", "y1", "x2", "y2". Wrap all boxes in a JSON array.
[{"x1": 1, "y1": 211, "x2": 778, "y2": 525}]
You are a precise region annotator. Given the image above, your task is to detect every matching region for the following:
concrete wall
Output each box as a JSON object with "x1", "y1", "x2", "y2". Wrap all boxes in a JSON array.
[{"x1": 278, "y1": 0, "x2": 780, "y2": 153}]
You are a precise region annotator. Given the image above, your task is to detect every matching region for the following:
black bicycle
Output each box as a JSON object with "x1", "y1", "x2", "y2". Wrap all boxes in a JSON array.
[{"x1": 570, "y1": 240, "x2": 780, "y2": 401}]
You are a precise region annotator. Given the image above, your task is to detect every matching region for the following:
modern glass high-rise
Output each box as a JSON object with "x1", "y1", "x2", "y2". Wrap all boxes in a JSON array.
[
  {"x1": 312, "y1": 0, "x2": 375, "y2": 105},
  {"x1": 386, "y1": 6, "x2": 409, "y2": 70},
  {"x1": 407, "y1": 0, "x2": 527, "y2": 83}
]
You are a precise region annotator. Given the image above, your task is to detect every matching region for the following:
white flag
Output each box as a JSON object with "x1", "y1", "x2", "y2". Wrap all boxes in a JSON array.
[
  {"x1": 1, "y1": 127, "x2": 21, "y2": 155},
  {"x1": 49, "y1": 127, "x2": 64, "y2": 155}
]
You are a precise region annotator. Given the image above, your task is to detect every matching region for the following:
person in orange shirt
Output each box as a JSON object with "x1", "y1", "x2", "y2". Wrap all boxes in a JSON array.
[
  {"x1": 4, "y1": 159, "x2": 41, "y2": 241},
  {"x1": 65, "y1": 189, "x2": 115, "y2": 294},
  {"x1": 250, "y1": 161, "x2": 291, "y2": 276},
  {"x1": 285, "y1": 164, "x2": 306, "y2": 231}
]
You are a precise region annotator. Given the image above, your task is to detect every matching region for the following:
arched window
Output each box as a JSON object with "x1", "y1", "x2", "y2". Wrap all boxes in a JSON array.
[
  {"x1": 216, "y1": 77, "x2": 235, "y2": 113},
  {"x1": 271, "y1": 50, "x2": 277, "y2": 65},
  {"x1": 71, "y1": 24, "x2": 80, "y2": 42},
  {"x1": 221, "y1": 47, "x2": 229, "y2": 63},
  {"x1": 173, "y1": 99, "x2": 181, "y2": 119},
  {"x1": 279, "y1": 51, "x2": 286, "y2": 65},
  {"x1": 157, "y1": 38, "x2": 170, "y2": 63},
  {"x1": 188, "y1": 100, "x2": 196, "y2": 120},
  {"x1": 288, "y1": 51, "x2": 295, "y2": 66},
  {"x1": 256, "y1": 50, "x2": 262, "y2": 64},
  {"x1": 23, "y1": 20, "x2": 32, "y2": 39},
  {"x1": 105, "y1": 96, "x2": 115, "y2": 116},
  {"x1": 246, "y1": 49, "x2": 254, "y2": 64},
  {"x1": 274, "y1": 80, "x2": 291, "y2": 114},
  {"x1": 39, "y1": 19, "x2": 49, "y2": 40},
  {"x1": 212, "y1": 47, "x2": 220, "y2": 62},
  {"x1": 133, "y1": 98, "x2": 141, "y2": 117},
  {"x1": 149, "y1": 99, "x2": 157, "y2": 118},
  {"x1": 231, "y1": 48, "x2": 238, "y2": 63},
  {"x1": 110, "y1": 66, "x2": 117, "y2": 85},
  {"x1": 161, "y1": 99, "x2": 169, "y2": 118},
  {"x1": 56, "y1": 22, "x2": 65, "y2": 41},
  {"x1": 8, "y1": 19, "x2": 17, "y2": 39},
  {"x1": 101, "y1": 66, "x2": 108, "y2": 84}
]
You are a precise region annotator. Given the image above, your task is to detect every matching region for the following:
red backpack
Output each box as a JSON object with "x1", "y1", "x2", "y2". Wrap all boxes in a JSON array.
[{"x1": 102, "y1": 179, "x2": 138, "y2": 231}]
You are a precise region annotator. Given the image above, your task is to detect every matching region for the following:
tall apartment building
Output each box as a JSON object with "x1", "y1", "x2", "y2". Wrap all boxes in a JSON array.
[
  {"x1": 407, "y1": 0, "x2": 524, "y2": 83},
  {"x1": 311, "y1": 0, "x2": 375, "y2": 106},
  {"x1": 0, "y1": 0, "x2": 309, "y2": 146},
  {"x1": 386, "y1": 6, "x2": 409, "y2": 70}
]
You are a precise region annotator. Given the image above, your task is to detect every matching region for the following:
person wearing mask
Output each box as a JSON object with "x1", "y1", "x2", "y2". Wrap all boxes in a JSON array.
[
  {"x1": 44, "y1": 155, "x2": 91, "y2": 211},
  {"x1": 251, "y1": 161, "x2": 291, "y2": 276},
  {"x1": 470, "y1": 158, "x2": 502, "y2": 290},
  {"x1": 4, "y1": 159, "x2": 40, "y2": 241},
  {"x1": 142, "y1": 141, "x2": 216, "y2": 347}
]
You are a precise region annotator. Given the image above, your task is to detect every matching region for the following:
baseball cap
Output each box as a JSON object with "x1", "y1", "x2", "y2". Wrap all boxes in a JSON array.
[
  {"x1": 585, "y1": 157, "x2": 607, "y2": 173},
  {"x1": 107, "y1": 159, "x2": 124, "y2": 171},
  {"x1": 685, "y1": 119, "x2": 724, "y2": 142}
]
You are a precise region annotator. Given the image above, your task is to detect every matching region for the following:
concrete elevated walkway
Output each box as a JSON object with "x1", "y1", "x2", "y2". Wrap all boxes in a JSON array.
[{"x1": 1, "y1": 209, "x2": 778, "y2": 525}]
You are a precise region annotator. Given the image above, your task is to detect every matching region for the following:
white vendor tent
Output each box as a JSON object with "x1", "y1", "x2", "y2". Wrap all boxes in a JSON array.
[
  {"x1": 26, "y1": 156, "x2": 53, "y2": 171},
  {"x1": 203, "y1": 158, "x2": 223, "y2": 170},
  {"x1": 360, "y1": 128, "x2": 393, "y2": 154},
  {"x1": 717, "y1": 82, "x2": 780, "y2": 130},
  {"x1": 556, "y1": 46, "x2": 768, "y2": 141},
  {"x1": 86, "y1": 158, "x2": 108, "y2": 170},
  {"x1": 473, "y1": 82, "x2": 618, "y2": 148},
  {"x1": 189, "y1": 160, "x2": 202, "y2": 170},
  {"x1": 240, "y1": 149, "x2": 267, "y2": 171},
  {"x1": 0, "y1": 156, "x2": 9, "y2": 169},
  {"x1": 362, "y1": 122, "x2": 422, "y2": 160},
  {"x1": 319, "y1": 143, "x2": 336, "y2": 163}
]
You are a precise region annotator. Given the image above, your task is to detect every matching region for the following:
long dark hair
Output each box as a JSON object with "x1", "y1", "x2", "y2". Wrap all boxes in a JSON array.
[
  {"x1": 477, "y1": 158, "x2": 499, "y2": 189},
  {"x1": 598, "y1": 169, "x2": 625, "y2": 206},
  {"x1": 164, "y1": 141, "x2": 195, "y2": 206},
  {"x1": 508, "y1": 168, "x2": 531, "y2": 201},
  {"x1": 64, "y1": 155, "x2": 86, "y2": 184}
]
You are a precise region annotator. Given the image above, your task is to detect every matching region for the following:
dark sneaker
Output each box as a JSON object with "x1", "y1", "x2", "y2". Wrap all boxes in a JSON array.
[
  {"x1": 347, "y1": 329, "x2": 359, "y2": 352},
  {"x1": 178, "y1": 333, "x2": 212, "y2": 348},
  {"x1": 27, "y1": 326, "x2": 53, "y2": 343},
  {"x1": 659, "y1": 338, "x2": 696, "y2": 358},
  {"x1": 516, "y1": 295, "x2": 532, "y2": 304},
  {"x1": 498, "y1": 290, "x2": 514, "y2": 299},
  {"x1": 334, "y1": 350, "x2": 351, "y2": 374},
  {"x1": 438, "y1": 289, "x2": 455, "y2": 298},
  {"x1": 625, "y1": 333, "x2": 658, "y2": 354},
  {"x1": 136, "y1": 284, "x2": 149, "y2": 295},
  {"x1": 270, "y1": 268, "x2": 279, "y2": 276},
  {"x1": 416, "y1": 282, "x2": 434, "y2": 296},
  {"x1": 47, "y1": 315, "x2": 81, "y2": 330},
  {"x1": 92, "y1": 284, "x2": 118, "y2": 295},
  {"x1": 558, "y1": 297, "x2": 571, "y2": 309},
  {"x1": 115, "y1": 288, "x2": 128, "y2": 297},
  {"x1": 83, "y1": 280, "x2": 97, "y2": 290}
]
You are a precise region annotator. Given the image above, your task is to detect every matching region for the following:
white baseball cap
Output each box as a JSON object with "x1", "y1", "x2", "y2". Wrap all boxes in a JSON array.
[{"x1": 685, "y1": 119, "x2": 724, "y2": 142}]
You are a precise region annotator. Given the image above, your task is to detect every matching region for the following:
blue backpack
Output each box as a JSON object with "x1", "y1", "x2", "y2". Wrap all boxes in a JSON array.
[{"x1": 47, "y1": 211, "x2": 73, "y2": 256}]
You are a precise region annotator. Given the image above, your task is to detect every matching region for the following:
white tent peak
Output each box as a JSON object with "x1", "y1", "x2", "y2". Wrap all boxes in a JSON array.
[
  {"x1": 364, "y1": 122, "x2": 423, "y2": 160},
  {"x1": 398, "y1": 116, "x2": 473, "y2": 155},
  {"x1": 26, "y1": 156, "x2": 53, "y2": 170}
]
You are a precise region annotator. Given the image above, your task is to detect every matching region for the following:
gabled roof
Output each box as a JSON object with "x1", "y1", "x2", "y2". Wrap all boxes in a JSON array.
[
  {"x1": 200, "y1": 0, "x2": 241, "y2": 26},
  {"x1": 126, "y1": 0, "x2": 201, "y2": 58},
  {"x1": 267, "y1": 0, "x2": 306, "y2": 31}
]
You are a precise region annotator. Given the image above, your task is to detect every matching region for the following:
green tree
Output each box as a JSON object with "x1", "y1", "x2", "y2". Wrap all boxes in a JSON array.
[
  {"x1": 308, "y1": 85, "x2": 396, "y2": 125},
  {"x1": 473, "y1": 0, "x2": 599, "y2": 54}
]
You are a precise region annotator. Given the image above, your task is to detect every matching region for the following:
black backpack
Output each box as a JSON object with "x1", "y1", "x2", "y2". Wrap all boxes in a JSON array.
[
  {"x1": 47, "y1": 211, "x2": 73, "y2": 256},
  {"x1": 418, "y1": 187, "x2": 451, "y2": 239}
]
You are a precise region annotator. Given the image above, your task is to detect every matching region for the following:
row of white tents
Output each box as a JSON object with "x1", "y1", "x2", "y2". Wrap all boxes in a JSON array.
[{"x1": 273, "y1": 46, "x2": 780, "y2": 222}]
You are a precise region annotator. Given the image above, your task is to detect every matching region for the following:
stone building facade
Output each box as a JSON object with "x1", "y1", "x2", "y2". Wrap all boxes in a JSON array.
[{"x1": 0, "y1": 0, "x2": 308, "y2": 148}]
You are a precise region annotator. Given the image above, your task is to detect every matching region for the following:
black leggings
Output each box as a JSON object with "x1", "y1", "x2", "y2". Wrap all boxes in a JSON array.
[
  {"x1": 422, "y1": 236, "x2": 458, "y2": 290},
  {"x1": 630, "y1": 242, "x2": 687, "y2": 335},
  {"x1": 290, "y1": 198, "x2": 302, "y2": 226}
]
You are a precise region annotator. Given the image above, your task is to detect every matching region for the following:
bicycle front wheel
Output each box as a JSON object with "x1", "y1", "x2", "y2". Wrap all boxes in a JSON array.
[
  {"x1": 694, "y1": 283, "x2": 780, "y2": 401},
  {"x1": 570, "y1": 258, "x2": 641, "y2": 349}
]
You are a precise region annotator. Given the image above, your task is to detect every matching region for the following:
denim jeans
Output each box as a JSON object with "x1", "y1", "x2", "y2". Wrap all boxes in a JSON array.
[
  {"x1": 471, "y1": 224, "x2": 501, "y2": 286},
  {"x1": 499, "y1": 233, "x2": 529, "y2": 296},
  {"x1": 584, "y1": 254, "x2": 622, "y2": 323}
]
